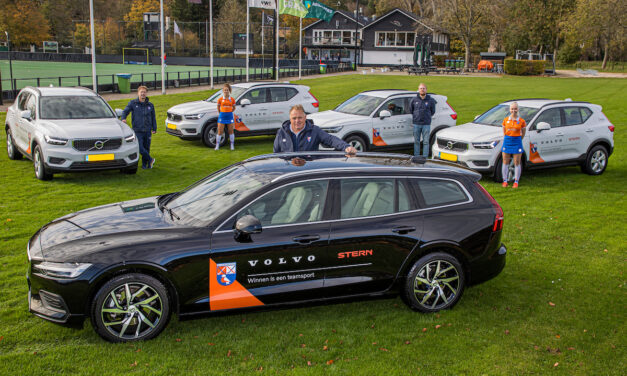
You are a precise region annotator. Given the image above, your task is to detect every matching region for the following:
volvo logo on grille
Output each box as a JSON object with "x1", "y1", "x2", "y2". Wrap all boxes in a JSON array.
[
  {"x1": 94, "y1": 140, "x2": 105, "y2": 150},
  {"x1": 446, "y1": 141, "x2": 454, "y2": 150}
]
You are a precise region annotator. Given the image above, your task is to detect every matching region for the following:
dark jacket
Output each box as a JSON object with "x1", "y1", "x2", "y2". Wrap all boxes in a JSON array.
[
  {"x1": 122, "y1": 97, "x2": 157, "y2": 133},
  {"x1": 409, "y1": 94, "x2": 437, "y2": 125},
  {"x1": 274, "y1": 120, "x2": 349, "y2": 153}
]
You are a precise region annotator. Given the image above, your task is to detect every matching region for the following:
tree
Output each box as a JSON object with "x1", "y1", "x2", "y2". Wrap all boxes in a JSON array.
[
  {"x1": 439, "y1": 0, "x2": 488, "y2": 69},
  {"x1": 73, "y1": 23, "x2": 91, "y2": 49},
  {"x1": 0, "y1": 1, "x2": 51, "y2": 48},
  {"x1": 214, "y1": 0, "x2": 245, "y2": 54},
  {"x1": 124, "y1": 0, "x2": 169, "y2": 40}
]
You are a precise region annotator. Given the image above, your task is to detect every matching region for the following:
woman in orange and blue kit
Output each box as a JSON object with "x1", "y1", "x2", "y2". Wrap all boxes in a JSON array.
[
  {"x1": 216, "y1": 83, "x2": 236, "y2": 150},
  {"x1": 501, "y1": 102, "x2": 526, "y2": 188}
]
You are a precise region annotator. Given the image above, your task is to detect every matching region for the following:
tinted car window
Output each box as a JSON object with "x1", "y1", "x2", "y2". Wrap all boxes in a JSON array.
[
  {"x1": 26, "y1": 94, "x2": 37, "y2": 120},
  {"x1": 241, "y1": 88, "x2": 268, "y2": 104},
  {"x1": 334, "y1": 94, "x2": 385, "y2": 116},
  {"x1": 238, "y1": 180, "x2": 328, "y2": 226},
  {"x1": 475, "y1": 104, "x2": 539, "y2": 127},
  {"x1": 40, "y1": 96, "x2": 115, "y2": 119},
  {"x1": 286, "y1": 87, "x2": 298, "y2": 100},
  {"x1": 412, "y1": 178, "x2": 468, "y2": 208},
  {"x1": 269, "y1": 87, "x2": 287, "y2": 102},
  {"x1": 534, "y1": 108, "x2": 562, "y2": 129},
  {"x1": 18, "y1": 92, "x2": 30, "y2": 111},
  {"x1": 580, "y1": 107, "x2": 592, "y2": 123},
  {"x1": 379, "y1": 97, "x2": 407, "y2": 117},
  {"x1": 563, "y1": 107, "x2": 584, "y2": 126},
  {"x1": 341, "y1": 178, "x2": 394, "y2": 219},
  {"x1": 398, "y1": 180, "x2": 415, "y2": 212}
]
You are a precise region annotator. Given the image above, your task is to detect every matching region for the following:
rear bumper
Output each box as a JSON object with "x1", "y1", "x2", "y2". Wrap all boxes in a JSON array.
[{"x1": 469, "y1": 243, "x2": 506, "y2": 285}]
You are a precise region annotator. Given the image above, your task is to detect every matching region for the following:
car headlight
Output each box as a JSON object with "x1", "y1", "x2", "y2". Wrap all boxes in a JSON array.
[
  {"x1": 323, "y1": 125, "x2": 343, "y2": 133},
  {"x1": 33, "y1": 262, "x2": 92, "y2": 278},
  {"x1": 124, "y1": 134, "x2": 136, "y2": 143},
  {"x1": 184, "y1": 113, "x2": 206, "y2": 120},
  {"x1": 44, "y1": 135, "x2": 68, "y2": 146},
  {"x1": 472, "y1": 140, "x2": 500, "y2": 149}
]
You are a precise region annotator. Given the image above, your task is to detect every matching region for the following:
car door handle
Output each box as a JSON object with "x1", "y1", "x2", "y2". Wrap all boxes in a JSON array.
[
  {"x1": 258, "y1": 108, "x2": 268, "y2": 111},
  {"x1": 392, "y1": 226, "x2": 416, "y2": 234},
  {"x1": 292, "y1": 235, "x2": 320, "y2": 244},
  {"x1": 555, "y1": 132, "x2": 564, "y2": 136},
  {"x1": 585, "y1": 129, "x2": 594, "y2": 133}
]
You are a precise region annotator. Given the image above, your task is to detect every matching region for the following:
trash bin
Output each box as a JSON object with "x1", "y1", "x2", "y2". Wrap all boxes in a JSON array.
[
  {"x1": 116, "y1": 73, "x2": 132, "y2": 94},
  {"x1": 351, "y1": 62, "x2": 356, "y2": 71},
  {"x1": 319, "y1": 64, "x2": 327, "y2": 74}
]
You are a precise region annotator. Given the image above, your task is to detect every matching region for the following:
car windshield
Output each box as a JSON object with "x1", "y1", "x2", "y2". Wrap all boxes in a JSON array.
[
  {"x1": 40, "y1": 96, "x2": 115, "y2": 119},
  {"x1": 164, "y1": 164, "x2": 271, "y2": 226},
  {"x1": 474, "y1": 104, "x2": 539, "y2": 127},
  {"x1": 206, "y1": 86, "x2": 247, "y2": 103},
  {"x1": 334, "y1": 94, "x2": 385, "y2": 116}
]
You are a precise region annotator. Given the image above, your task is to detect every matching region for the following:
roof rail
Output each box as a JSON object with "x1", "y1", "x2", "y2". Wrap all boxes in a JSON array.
[{"x1": 539, "y1": 100, "x2": 591, "y2": 109}]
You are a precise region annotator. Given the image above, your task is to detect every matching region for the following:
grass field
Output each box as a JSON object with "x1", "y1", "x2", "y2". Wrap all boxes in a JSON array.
[
  {"x1": 0, "y1": 74, "x2": 625, "y2": 375},
  {"x1": 0, "y1": 60, "x2": 273, "y2": 90}
]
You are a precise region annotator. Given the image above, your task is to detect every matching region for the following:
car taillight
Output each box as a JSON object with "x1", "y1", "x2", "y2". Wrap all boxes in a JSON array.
[
  {"x1": 309, "y1": 91, "x2": 319, "y2": 108},
  {"x1": 447, "y1": 101, "x2": 457, "y2": 120},
  {"x1": 474, "y1": 182, "x2": 504, "y2": 232},
  {"x1": 608, "y1": 125, "x2": 615, "y2": 132}
]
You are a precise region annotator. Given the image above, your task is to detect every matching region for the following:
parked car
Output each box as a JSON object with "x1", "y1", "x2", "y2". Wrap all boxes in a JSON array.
[
  {"x1": 27, "y1": 152, "x2": 506, "y2": 342},
  {"x1": 308, "y1": 90, "x2": 457, "y2": 152},
  {"x1": 432, "y1": 99, "x2": 615, "y2": 181},
  {"x1": 5, "y1": 86, "x2": 139, "y2": 180},
  {"x1": 165, "y1": 82, "x2": 319, "y2": 148}
]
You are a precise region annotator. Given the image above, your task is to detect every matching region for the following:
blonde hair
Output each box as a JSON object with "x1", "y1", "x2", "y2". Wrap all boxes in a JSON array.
[
  {"x1": 290, "y1": 104, "x2": 305, "y2": 115},
  {"x1": 137, "y1": 85, "x2": 148, "y2": 92}
]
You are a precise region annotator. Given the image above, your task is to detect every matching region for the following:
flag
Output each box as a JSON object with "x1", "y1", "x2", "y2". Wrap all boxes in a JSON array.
[
  {"x1": 303, "y1": 0, "x2": 335, "y2": 22},
  {"x1": 279, "y1": 0, "x2": 308, "y2": 17},
  {"x1": 174, "y1": 21, "x2": 182, "y2": 37},
  {"x1": 264, "y1": 12, "x2": 275, "y2": 25},
  {"x1": 249, "y1": 0, "x2": 276, "y2": 9},
  {"x1": 187, "y1": 0, "x2": 202, "y2": 3}
]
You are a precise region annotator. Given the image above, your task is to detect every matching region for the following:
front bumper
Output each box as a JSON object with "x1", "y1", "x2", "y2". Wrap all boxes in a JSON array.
[
  {"x1": 43, "y1": 142, "x2": 139, "y2": 173},
  {"x1": 432, "y1": 143, "x2": 498, "y2": 173},
  {"x1": 165, "y1": 119, "x2": 203, "y2": 138}
]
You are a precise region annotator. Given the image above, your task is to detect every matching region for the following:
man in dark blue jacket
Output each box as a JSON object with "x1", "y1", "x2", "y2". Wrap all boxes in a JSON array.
[
  {"x1": 274, "y1": 105, "x2": 357, "y2": 154},
  {"x1": 122, "y1": 86, "x2": 157, "y2": 169},
  {"x1": 409, "y1": 83, "x2": 437, "y2": 157}
]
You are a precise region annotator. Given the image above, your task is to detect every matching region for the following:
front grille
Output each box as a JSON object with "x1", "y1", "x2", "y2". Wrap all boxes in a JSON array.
[
  {"x1": 167, "y1": 112, "x2": 182, "y2": 121},
  {"x1": 39, "y1": 290, "x2": 67, "y2": 313},
  {"x1": 437, "y1": 138, "x2": 468, "y2": 152},
  {"x1": 72, "y1": 138, "x2": 122, "y2": 152},
  {"x1": 70, "y1": 160, "x2": 128, "y2": 170}
]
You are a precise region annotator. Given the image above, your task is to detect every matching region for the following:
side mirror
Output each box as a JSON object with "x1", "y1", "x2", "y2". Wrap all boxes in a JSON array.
[
  {"x1": 536, "y1": 122, "x2": 551, "y2": 132},
  {"x1": 115, "y1": 108, "x2": 124, "y2": 119},
  {"x1": 240, "y1": 98, "x2": 251, "y2": 107},
  {"x1": 379, "y1": 110, "x2": 391, "y2": 119},
  {"x1": 234, "y1": 215, "x2": 262, "y2": 242},
  {"x1": 20, "y1": 110, "x2": 32, "y2": 120}
]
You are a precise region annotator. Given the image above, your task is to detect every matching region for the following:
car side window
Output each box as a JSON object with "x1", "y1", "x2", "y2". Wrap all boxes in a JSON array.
[
  {"x1": 563, "y1": 107, "x2": 584, "y2": 126},
  {"x1": 533, "y1": 108, "x2": 562, "y2": 129},
  {"x1": 286, "y1": 88, "x2": 298, "y2": 100},
  {"x1": 341, "y1": 178, "x2": 395, "y2": 219},
  {"x1": 398, "y1": 179, "x2": 416, "y2": 212},
  {"x1": 26, "y1": 94, "x2": 37, "y2": 120},
  {"x1": 411, "y1": 178, "x2": 469, "y2": 208},
  {"x1": 379, "y1": 98, "x2": 406, "y2": 117},
  {"x1": 579, "y1": 107, "x2": 592, "y2": 123},
  {"x1": 18, "y1": 92, "x2": 30, "y2": 111},
  {"x1": 237, "y1": 180, "x2": 328, "y2": 227},
  {"x1": 269, "y1": 87, "x2": 287, "y2": 102},
  {"x1": 241, "y1": 88, "x2": 268, "y2": 104}
]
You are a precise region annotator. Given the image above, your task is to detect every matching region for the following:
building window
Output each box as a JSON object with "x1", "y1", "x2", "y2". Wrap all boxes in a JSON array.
[
  {"x1": 312, "y1": 30, "x2": 361, "y2": 45},
  {"x1": 375, "y1": 32, "x2": 416, "y2": 47}
]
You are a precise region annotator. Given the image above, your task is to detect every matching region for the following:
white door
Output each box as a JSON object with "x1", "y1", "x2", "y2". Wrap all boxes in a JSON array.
[
  {"x1": 235, "y1": 88, "x2": 269, "y2": 132},
  {"x1": 372, "y1": 97, "x2": 411, "y2": 146},
  {"x1": 527, "y1": 108, "x2": 565, "y2": 164}
]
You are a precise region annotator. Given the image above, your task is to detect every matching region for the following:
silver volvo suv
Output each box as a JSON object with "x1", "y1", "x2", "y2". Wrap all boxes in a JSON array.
[{"x1": 5, "y1": 87, "x2": 139, "y2": 180}]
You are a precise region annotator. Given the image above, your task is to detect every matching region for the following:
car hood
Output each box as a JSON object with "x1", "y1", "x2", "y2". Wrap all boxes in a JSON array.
[
  {"x1": 40, "y1": 119, "x2": 130, "y2": 139},
  {"x1": 308, "y1": 111, "x2": 368, "y2": 128},
  {"x1": 436, "y1": 122, "x2": 503, "y2": 142},
  {"x1": 168, "y1": 100, "x2": 217, "y2": 115}
]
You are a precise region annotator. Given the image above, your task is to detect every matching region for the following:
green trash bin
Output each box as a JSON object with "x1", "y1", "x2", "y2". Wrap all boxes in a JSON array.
[
  {"x1": 116, "y1": 73, "x2": 132, "y2": 94},
  {"x1": 319, "y1": 63, "x2": 327, "y2": 74},
  {"x1": 351, "y1": 62, "x2": 356, "y2": 71}
]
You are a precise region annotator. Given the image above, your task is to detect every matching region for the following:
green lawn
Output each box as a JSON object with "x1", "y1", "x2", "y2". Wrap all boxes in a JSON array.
[{"x1": 0, "y1": 75, "x2": 625, "y2": 375}]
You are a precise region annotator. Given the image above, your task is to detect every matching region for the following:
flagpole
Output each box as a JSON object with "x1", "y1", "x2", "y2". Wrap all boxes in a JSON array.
[
  {"x1": 261, "y1": 11, "x2": 265, "y2": 72},
  {"x1": 89, "y1": 0, "x2": 97, "y2": 92},
  {"x1": 275, "y1": 2, "x2": 279, "y2": 81},
  {"x1": 246, "y1": 0, "x2": 250, "y2": 82},
  {"x1": 298, "y1": 17, "x2": 302, "y2": 80},
  {"x1": 160, "y1": 0, "x2": 165, "y2": 94},
  {"x1": 210, "y1": 0, "x2": 214, "y2": 89}
]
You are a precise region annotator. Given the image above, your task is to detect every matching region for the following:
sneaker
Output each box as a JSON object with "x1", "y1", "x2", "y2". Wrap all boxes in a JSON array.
[
  {"x1": 149, "y1": 158, "x2": 155, "y2": 168},
  {"x1": 214, "y1": 144, "x2": 220, "y2": 151},
  {"x1": 502, "y1": 182, "x2": 508, "y2": 188},
  {"x1": 512, "y1": 182, "x2": 519, "y2": 188},
  {"x1": 230, "y1": 143, "x2": 234, "y2": 150}
]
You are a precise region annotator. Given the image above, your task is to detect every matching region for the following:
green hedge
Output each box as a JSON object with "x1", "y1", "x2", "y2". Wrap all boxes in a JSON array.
[{"x1": 504, "y1": 59, "x2": 546, "y2": 75}]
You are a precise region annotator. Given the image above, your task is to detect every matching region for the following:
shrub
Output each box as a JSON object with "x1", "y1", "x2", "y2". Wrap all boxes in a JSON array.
[
  {"x1": 433, "y1": 55, "x2": 445, "y2": 67},
  {"x1": 558, "y1": 44, "x2": 582, "y2": 65},
  {"x1": 504, "y1": 59, "x2": 546, "y2": 75}
]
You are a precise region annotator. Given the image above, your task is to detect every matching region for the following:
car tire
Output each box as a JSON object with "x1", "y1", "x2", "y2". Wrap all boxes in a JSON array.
[
  {"x1": 493, "y1": 157, "x2": 515, "y2": 183},
  {"x1": 6, "y1": 128, "x2": 23, "y2": 160},
  {"x1": 91, "y1": 273, "x2": 171, "y2": 343},
  {"x1": 345, "y1": 134, "x2": 368, "y2": 152},
  {"x1": 202, "y1": 122, "x2": 226, "y2": 148},
  {"x1": 120, "y1": 165, "x2": 138, "y2": 174},
  {"x1": 403, "y1": 252, "x2": 465, "y2": 313},
  {"x1": 581, "y1": 145, "x2": 608, "y2": 175},
  {"x1": 33, "y1": 145, "x2": 53, "y2": 181}
]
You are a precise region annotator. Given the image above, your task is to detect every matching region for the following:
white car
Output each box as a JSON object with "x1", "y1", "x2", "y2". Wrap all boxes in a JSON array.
[
  {"x1": 5, "y1": 86, "x2": 139, "y2": 180},
  {"x1": 432, "y1": 99, "x2": 615, "y2": 181},
  {"x1": 165, "y1": 82, "x2": 319, "y2": 148},
  {"x1": 308, "y1": 90, "x2": 457, "y2": 152}
]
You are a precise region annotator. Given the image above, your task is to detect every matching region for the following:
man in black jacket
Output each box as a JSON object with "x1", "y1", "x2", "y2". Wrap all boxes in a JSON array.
[
  {"x1": 409, "y1": 83, "x2": 436, "y2": 157},
  {"x1": 274, "y1": 105, "x2": 357, "y2": 154},
  {"x1": 121, "y1": 86, "x2": 157, "y2": 169}
]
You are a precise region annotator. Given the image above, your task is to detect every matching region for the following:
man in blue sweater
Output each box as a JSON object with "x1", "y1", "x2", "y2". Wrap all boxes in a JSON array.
[
  {"x1": 121, "y1": 86, "x2": 157, "y2": 169},
  {"x1": 409, "y1": 83, "x2": 437, "y2": 157},
  {"x1": 274, "y1": 105, "x2": 357, "y2": 154}
]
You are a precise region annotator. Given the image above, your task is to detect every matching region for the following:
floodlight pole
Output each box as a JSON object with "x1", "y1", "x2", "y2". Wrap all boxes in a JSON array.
[
  {"x1": 353, "y1": 0, "x2": 359, "y2": 70},
  {"x1": 160, "y1": 0, "x2": 165, "y2": 94},
  {"x1": 5, "y1": 31, "x2": 14, "y2": 98},
  {"x1": 89, "y1": 0, "x2": 97, "y2": 92},
  {"x1": 246, "y1": 1, "x2": 250, "y2": 82},
  {"x1": 210, "y1": 0, "x2": 214, "y2": 89}
]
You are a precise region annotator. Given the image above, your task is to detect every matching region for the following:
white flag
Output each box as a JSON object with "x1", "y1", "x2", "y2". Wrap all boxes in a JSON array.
[
  {"x1": 249, "y1": 0, "x2": 276, "y2": 9},
  {"x1": 174, "y1": 21, "x2": 182, "y2": 37}
]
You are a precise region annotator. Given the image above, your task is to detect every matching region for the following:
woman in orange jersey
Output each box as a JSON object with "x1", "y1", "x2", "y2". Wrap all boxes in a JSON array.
[
  {"x1": 216, "y1": 84, "x2": 236, "y2": 150},
  {"x1": 501, "y1": 102, "x2": 526, "y2": 188}
]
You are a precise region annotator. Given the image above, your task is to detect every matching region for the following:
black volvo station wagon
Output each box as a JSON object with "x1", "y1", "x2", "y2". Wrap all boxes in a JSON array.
[{"x1": 27, "y1": 152, "x2": 506, "y2": 342}]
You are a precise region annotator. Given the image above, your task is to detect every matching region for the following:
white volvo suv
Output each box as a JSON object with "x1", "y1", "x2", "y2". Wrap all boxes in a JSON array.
[
  {"x1": 308, "y1": 90, "x2": 457, "y2": 152},
  {"x1": 432, "y1": 99, "x2": 615, "y2": 181},
  {"x1": 165, "y1": 82, "x2": 319, "y2": 148}
]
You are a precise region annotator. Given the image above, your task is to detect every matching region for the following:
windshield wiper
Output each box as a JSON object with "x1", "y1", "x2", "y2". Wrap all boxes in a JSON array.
[{"x1": 165, "y1": 206, "x2": 180, "y2": 221}]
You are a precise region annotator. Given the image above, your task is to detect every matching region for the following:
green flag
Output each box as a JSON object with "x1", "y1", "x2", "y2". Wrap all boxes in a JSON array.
[
  {"x1": 303, "y1": 0, "x2": 335, "y2": 22},
  {"x1": 279, "y1": 0, "x2": 308, "y2": 17}
]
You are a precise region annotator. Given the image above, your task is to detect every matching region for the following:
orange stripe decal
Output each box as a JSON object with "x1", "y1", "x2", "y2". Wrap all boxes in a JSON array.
[
  {"x1": 372, "y1": 128, "x2": 387, "y2": 146},
  {"x1": 233, "y1": 115, "x2": 250, "y2": 132},
  {"x1": 209, "y1": 258, "x2": 263, "y2": 311}
]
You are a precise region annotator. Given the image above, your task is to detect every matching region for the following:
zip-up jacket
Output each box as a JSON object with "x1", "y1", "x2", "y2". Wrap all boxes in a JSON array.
[
  {"x1": 122, "y1": 97, "x2": 157, "y2": 133},
  {"x1": 274, "y1": 119, "x2": 349, "y2": 153},
  {"x1": 409, "y1": 94, "x2": 436, "y2": 125}
]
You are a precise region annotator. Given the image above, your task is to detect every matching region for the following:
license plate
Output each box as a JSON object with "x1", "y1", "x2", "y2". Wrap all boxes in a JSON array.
[
  {"x1": 167, "y1": 123, "x2": 177, "y2": 129},
  {"x1": 439, "y1": 152, "x2": 458, "y2": 162},
  {"x1": 85, "y1": 154, "x2": 114, "y2": 162}
]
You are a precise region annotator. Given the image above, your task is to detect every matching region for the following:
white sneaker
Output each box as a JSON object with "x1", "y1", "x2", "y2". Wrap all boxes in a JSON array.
[
  {"x1": 214, "y1": 144, "x2": 219, "y2": 151},
  {"x1": 230, "y1": 143, "x2": 234, "y2": 150}
]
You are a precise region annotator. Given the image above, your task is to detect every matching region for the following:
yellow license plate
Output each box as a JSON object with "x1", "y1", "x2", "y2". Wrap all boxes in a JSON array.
[
  {"x1": 167, "y1": 123, "x2": 177, "y2": 129},
  {"x1": 86, "y1": 154, "x2": 114, "y2": 162},
  {"x1": 439, "y1": 152, "x2": 458, "y2": 162}
]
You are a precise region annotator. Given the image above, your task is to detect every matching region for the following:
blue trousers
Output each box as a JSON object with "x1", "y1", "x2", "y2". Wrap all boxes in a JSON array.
[
  {"x1": 135, "y1": 131, "x2": 152, "y2": 167},
  {"x1": 413, "y1": 124, "x2": 430, "y2": 157}
]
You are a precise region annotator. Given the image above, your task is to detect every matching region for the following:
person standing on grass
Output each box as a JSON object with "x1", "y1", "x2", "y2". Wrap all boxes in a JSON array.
[
  {"x1": 215, "y1": 84, "x2": 236, "y2": 150},
  {"x1": 501, "y1": 102, "x2": 526, "y2": 188},
  {"x1": 121, "y1": 86, "x2": 156, "y2": 169},
  {"x1": 409, "y1": 83, "x2": 437, "y2": 158}
]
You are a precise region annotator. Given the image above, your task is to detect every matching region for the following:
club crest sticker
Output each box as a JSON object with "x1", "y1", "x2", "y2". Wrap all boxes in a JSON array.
[{"x1": 216, "y1": 262, "x2": 236, "y2": 286}]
